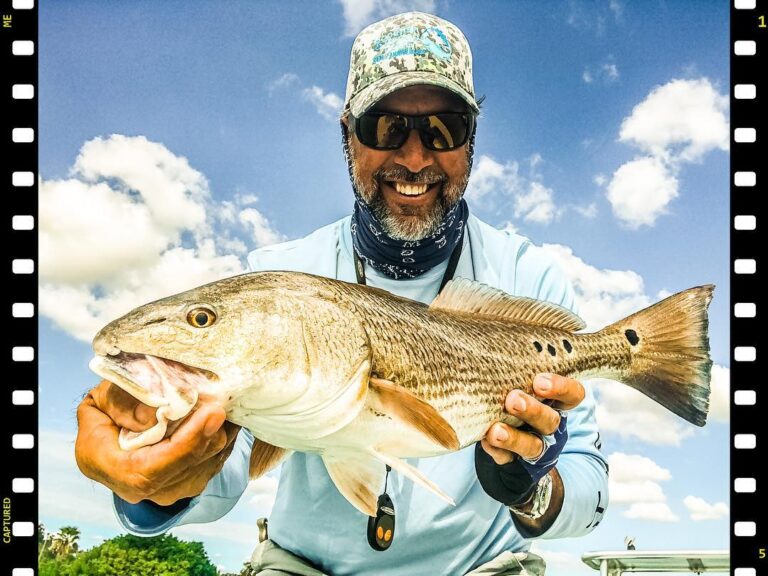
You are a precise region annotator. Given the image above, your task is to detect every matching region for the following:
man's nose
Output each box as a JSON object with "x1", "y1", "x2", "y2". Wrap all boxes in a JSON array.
[{"x1": 393, "y1": 129, "x2": 433, "y2": 174}]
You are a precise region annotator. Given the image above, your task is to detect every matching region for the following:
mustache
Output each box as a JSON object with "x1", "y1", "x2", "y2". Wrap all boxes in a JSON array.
[{"x1": 374, "y1": 167, "x2": 446, "y2": 185}]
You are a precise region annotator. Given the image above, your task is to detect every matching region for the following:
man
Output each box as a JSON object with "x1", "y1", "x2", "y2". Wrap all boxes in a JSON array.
[{"x1": 75, "y1": 12, "x2": 608, "y2": 576}]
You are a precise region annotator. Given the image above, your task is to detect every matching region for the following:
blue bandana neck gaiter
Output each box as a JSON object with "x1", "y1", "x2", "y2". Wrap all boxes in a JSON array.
[{"x1": 351, "y1": 197, "x2": 468, "y2": 280}]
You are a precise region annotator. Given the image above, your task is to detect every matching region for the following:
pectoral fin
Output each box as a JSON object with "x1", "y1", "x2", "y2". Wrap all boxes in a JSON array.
[
  {"x1": 369, "y1": 448, "x2": 454, "y2": 507},
  {"x1": 369, "y1": 377, "x2": 460, "y2": 451},
  {"x1": 322, "y1": 448, "x2": 457, "y2": 517},
  {"x1": 322, "y1": 452, "x2": 385, "y2": 516},
  {"x1": 249, "y1": 438, "x2": 290, "y2": 479}
]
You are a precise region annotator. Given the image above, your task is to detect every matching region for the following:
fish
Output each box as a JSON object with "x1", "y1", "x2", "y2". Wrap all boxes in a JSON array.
[{"x1": 88, "y1": 271, "x2": 714, "y2": 516}]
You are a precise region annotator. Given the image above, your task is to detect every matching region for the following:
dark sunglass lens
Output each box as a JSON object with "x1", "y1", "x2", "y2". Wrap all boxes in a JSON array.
[
  {"x1": 358, "y1": 114, "x2": 408, "y2": 149},
  {"x1": 420, "y1": 114, "x2": 468, "y2": 150}
]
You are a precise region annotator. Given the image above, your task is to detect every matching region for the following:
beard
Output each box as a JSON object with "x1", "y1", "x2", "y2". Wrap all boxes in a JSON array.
[{"x1": 349, "y1": 144, "x2": 471, "y2": 241}]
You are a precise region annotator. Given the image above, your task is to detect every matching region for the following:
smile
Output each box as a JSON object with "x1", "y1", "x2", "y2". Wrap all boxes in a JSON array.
[{"x1": 388, "y1": 181, "x2": 439, "y2": 197}]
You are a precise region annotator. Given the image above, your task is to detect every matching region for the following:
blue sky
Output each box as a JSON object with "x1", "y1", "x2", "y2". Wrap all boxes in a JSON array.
[{"x1": 38, "y1": 1, "x2": 730, "y2": 574}]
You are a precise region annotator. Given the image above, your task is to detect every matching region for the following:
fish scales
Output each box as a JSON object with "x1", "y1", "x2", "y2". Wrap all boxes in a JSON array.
[{"x1": 89, "y1": 271, "x2": 714, "y2": 516}]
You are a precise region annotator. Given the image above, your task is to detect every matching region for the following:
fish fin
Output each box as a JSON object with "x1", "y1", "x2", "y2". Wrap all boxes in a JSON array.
[
  {"x1": 369, "y1": 377, "x2": 460, "y2": 451},
  {"x1": 602, "y1": 285, "x2": 715, "y2": 426},
  {"x1": 248, "y1": 438, "x2": 290, "y2": 479},
  {"x1": 431, "y1": 278, "x2": 586, "y2": 331},
  {"x1": 369, "y1": 449, "x2": 455, "y2": 507},
  {"x1": 322, "y1": 452, "x2": 384, "y2": 516}
]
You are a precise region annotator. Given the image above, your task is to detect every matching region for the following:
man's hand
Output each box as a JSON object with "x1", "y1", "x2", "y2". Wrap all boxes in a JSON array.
[
  {"x1": 75, "y1": 380, "x2": 241, "y2": 507},
  {"x1": 481, "y1": 373, "x2": 585, "y2": 465},
  {"x1": 476, "y1": 373, "x2": 586, "y2": 536}
]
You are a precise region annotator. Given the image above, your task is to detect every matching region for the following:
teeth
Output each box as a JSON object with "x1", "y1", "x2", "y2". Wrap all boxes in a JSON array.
[
  {"x1": 394, "y1": 182, "x2": 429, "y2": 196},
  {"x1": 107, "y1": 346, "x2": 121, "y2": 356}
]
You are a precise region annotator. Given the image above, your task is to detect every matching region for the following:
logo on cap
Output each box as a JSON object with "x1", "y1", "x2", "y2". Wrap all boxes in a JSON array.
[{"x1": 371, "y1": 26, "x2": 452, "y2": 65}]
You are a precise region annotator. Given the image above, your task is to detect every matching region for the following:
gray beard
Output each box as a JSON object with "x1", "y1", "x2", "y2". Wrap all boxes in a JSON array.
[{"x1": 350, "y1": 161, "x2": 470, "y2": 242}]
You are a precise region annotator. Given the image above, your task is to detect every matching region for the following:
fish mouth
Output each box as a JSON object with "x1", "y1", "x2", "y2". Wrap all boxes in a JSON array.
[{"x1": 89, "y1": 351, "x2": 217, "y2": 419}]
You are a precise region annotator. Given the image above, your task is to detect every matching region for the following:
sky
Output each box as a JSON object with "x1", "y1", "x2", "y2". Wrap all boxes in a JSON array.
[{"x1": 37, "y1": 1, "x2": 731, "y2": 574}]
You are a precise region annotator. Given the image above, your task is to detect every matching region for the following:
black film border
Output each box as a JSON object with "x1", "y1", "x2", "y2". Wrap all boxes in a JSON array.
[
  {"x1": 731, "y1": 1, "x2": 764, "y2": 575},
  {"x1": 2, "y1": 0, "x2": 39, "y2": 573}
]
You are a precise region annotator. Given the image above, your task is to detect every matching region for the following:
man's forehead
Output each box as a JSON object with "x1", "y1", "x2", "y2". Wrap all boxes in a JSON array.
[{"x1": 372, "y1": 85, "x2": 467, "y2": 112}]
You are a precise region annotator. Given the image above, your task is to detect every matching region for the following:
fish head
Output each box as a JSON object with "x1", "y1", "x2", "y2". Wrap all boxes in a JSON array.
[{"x1": 88, "y1": 273, "x2": 318, "y2": 421}]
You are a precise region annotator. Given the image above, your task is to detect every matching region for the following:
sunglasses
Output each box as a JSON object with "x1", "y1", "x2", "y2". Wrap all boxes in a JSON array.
[{"x1": 350, "y1": 111, "x2": 476, "y2": 151}]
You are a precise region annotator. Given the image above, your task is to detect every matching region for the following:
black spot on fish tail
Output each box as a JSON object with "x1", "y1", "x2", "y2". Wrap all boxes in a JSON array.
[
  {"x1": 625, "y1": 329, "x2": 640, "y2": 346},
  {"x1": 547, "y1": 344, "x2": 556, "y2": 356},
  {"x1": 533, "y1": 341, "x2": 543, "y2": 353},
  {"x1": 563, "y1": 339, "x2": 573, "y2": 353}
]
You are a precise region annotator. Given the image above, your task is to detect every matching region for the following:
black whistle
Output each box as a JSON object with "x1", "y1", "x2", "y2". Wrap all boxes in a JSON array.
[{"x1": 367, "y1": 492, "x2": 395, "y2": 551}]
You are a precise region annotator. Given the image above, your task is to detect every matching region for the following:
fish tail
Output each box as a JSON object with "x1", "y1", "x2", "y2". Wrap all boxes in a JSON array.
[{"x1": 600, "y1": 285, "x2": 715, "y2": 427}]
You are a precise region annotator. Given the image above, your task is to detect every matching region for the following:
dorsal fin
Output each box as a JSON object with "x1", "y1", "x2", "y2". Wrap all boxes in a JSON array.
[{"x1": 430, "y1": 277, "x2": 586, "y2": 332}]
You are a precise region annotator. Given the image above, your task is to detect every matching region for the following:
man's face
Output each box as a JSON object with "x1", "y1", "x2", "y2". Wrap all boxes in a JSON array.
[{"x1": 346, "y1": 85, "x2": 472, "y2": 241}]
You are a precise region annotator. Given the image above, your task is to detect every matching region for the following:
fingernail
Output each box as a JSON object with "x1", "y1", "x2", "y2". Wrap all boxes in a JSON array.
[
  {"x1": 512, "y1": 396, "x2": 526, "y2": 412},
  {"x1": 494, "y1": 426, "x2": 509, "y2": 442},
  {"x1": 535, "y1": 374, "x2": 552, "y2": 392}
]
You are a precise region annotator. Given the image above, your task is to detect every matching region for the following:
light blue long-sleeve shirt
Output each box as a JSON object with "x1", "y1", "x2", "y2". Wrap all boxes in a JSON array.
[{"x1": 114, "y1": 214, "x2": 609, "y2": 575}]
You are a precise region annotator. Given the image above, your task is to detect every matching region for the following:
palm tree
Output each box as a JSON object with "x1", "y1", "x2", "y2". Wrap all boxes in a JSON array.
[
  {"x1": 59, "y1": 526, "x2": 81, "y2": 556},
  {"x1": 47, "y1": 526, "x2": 81, "y2": 559}
]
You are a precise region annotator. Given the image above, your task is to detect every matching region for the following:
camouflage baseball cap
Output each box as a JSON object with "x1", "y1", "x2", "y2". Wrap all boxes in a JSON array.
[{"x1": 344, "y1": 12, "x2": 479, "y2": 118}]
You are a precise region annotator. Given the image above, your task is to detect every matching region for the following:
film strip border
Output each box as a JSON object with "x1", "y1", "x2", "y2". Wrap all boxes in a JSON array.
[
  {"x1": 2, "y1": 0, "x2": 37, "y2": 573},
  {"x1": 732, "y1": 1, "x2": 765, "y2": 575}
]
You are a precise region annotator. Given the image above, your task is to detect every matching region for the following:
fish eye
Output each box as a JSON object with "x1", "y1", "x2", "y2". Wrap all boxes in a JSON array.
[{"x1": 187, "y1": 307, "x2": 217, "y2": 328}]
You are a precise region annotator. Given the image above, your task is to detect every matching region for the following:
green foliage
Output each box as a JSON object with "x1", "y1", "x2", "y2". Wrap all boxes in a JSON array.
[{"x1": 37, "y1": 532, "x2": 218, "y2": 576}]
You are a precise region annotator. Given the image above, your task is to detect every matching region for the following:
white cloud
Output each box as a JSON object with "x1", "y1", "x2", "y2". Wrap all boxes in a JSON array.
[
  {"x1": 606, "y1": 156, "x2": 679, "y2": 229},
  {"x1": 240, "y1": 208, "x2": 286, "y2": 248},
  {"x1": 624, "y1": 502, "x2": 679, "y2": 522},
  {"x1": 338, "y1": 0, "x2": 437, "y2": 37},
  {"x1": 602, "y1": 62, "x2": 619, "y2": 81},
  {"x1": 593, "y1": 174, "x2": 607, "y2": 186},
  {"x1": 609, "y1": 479, "x2": 666, "y2": 505},
  {"x1": 40, "y1": 135, "x2": 283, "y2": 342},
  {"x1": 619, "y1": 78, "x2": 729, "y2": 163},
  {"x1": 514, "y1": 181, "x2": 557, "y2": 224},
  {"x1": 466, "y1": 155, "x2": 514, "y2": 205},
  {"x1": 683, "y1": 495, "x2": 729, "y2": 521},
  {"x1": 608, "y1": 452, "x2": 671, "y2": 483},
  {"x1": 573, "y1": 203, "x2": 598, "y2": 218},
  {"x1": 607, "y1": 453, "x2": 679, "y2": 522},
  {"x1": 582, "y1": 57, "x2": 620, "y2": 85},
  {"x1": 606, "y1": 78, "x2": 728, "y2": 228},
  {"x1": 268, "y1": 73, "x2": 299, "y2": 95},
  {"x1": 609, "y1": 0, "x2": 623, "y2": 20},
  {"x1": 466, "y1": 155, "x2": 559, "y2": 225},
  {"x1": 592, "y1": 379, "x2": 697, "y2": 445},
  {"x1": 302, "y1": 86, "x2": 344, "y2": 120},
  {"x1": 244, "y1": 475, "x2": 280, "y2": 515},
  {"x1": 566, "y1": 0, "x2": 621, "y2": 35},
  {"x1": 268, "y1": 73, "x2": 344, "y2": 121},
  {"x1": 541, "y1": 243, "x2": 649, "y2": 330}
]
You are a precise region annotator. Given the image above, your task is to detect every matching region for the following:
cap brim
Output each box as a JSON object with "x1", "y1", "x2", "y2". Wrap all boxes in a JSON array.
[{"x1": 348, "y1": 71, "x2": 480, "y2": 117}]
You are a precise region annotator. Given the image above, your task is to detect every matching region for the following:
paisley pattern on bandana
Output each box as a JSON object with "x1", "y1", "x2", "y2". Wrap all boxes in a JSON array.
[{"x1": 351, "y1": 197, "x2": 468, "y2": 279}]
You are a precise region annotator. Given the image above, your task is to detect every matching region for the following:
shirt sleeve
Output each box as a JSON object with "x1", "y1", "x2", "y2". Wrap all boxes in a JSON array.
[
  {"x1": 113, "y1": 427, "x2": 255, "y2": 536},
  {"x1": 512, "y1": 241, "x2": 610, "y2": 539}
]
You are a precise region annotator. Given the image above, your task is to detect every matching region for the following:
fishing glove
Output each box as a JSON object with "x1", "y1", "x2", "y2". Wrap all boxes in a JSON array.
[{"x1": 474, "y1": 412, "x2": 568, "y2": 507}]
